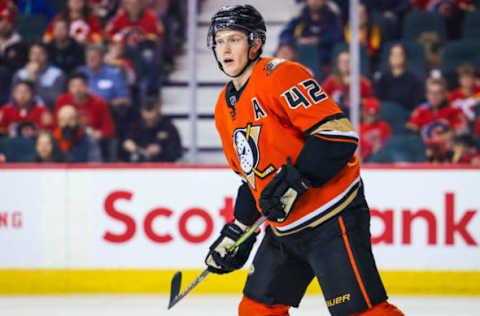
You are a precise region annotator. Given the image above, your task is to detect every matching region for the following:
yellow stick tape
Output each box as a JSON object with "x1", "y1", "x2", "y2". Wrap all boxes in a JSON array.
[{"x1": 0, "y1": 270, "x2": 479, "y2": 295}]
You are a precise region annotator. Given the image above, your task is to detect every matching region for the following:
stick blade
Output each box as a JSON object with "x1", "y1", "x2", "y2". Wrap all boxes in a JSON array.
[{"x1": 168, "y1": 271, "x2": 182, "y2": 309}]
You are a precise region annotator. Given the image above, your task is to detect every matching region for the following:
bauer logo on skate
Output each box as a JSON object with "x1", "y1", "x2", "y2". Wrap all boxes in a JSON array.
[{"x1": 326, "y1": 293, "x2": 351, "y2": 307}]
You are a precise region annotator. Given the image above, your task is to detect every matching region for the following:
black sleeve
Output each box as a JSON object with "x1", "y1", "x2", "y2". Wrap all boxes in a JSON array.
[
  {"x1": 295, "y1": 135, "x2": 357, "y2": 188},
  {"x1": 234, "y1": 182, "x2": 261, "y2": 226}
]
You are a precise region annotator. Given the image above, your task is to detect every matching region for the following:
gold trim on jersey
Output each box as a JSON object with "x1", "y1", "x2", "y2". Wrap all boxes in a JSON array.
[
  {"x1": 271, "y1": 183, "x2": 361, "y2": 237},
  {"x1": 310, "y1": 118, "x2": 356, "y2": 134}
]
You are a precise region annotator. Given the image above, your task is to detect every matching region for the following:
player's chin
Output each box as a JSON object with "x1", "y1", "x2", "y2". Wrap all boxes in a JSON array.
[{"x1": 223, "y1": 67, "x2": 239, "y2": 77}]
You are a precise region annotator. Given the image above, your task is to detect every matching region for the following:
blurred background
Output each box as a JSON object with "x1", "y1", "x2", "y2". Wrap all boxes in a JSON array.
[{"x1": 0, "y1": 0, "x2": 479, "y2": 315}]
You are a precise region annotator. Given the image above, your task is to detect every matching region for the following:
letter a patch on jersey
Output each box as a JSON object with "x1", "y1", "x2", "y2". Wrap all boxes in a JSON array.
[
  {"x1": 252, "y1": 98, "x2": 267, "y2": 121},
  {"x1": 232, "y1": 123, "x2": 275, "y2": 190}
]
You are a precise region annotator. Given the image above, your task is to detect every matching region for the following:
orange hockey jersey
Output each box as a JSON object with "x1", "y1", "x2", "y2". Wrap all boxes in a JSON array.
[{"x1": 215, "y1": 57, "x2": 361, "y2": 236}]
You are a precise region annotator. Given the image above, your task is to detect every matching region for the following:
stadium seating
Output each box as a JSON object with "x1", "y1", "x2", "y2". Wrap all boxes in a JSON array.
[
  {"x1": 463, "y1": 11, "x2": 480, "y2": 40},
  {"x1": 0, "y1": 137, "x2": 36, "y2": 162},
  {"x1": 441, "y1": 40, "x2": 480, "y2": 74},
  {"x1": 50, "y1": 0, "x2": 66, "y2": 12},
  {"x1": 16, "y1": 14, "x2": 49, "y2": 43},
  {"x1": 296, "y1": 44, "x2": 322, "y2": 80},
  {"x1": 366, "y1": 134, "x2": 427, "y2": 163},
  {"x1": 402, "y1": 11, "x2": 446, "y2": 42},
  {"x1": 379, "y1": 101, "x2": 412, "y2": 135},
  {"x1": 371, "y1": 10, "x2": 398, "y2": 43}
]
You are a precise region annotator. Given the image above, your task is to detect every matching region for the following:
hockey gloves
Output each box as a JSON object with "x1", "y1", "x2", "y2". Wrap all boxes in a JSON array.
[
  {"x1": 259, "y1": 157, "x2": 310, "y2": 223},
  {"x1": 205, "y1": 223, "x2": 258, "y2": 274}
]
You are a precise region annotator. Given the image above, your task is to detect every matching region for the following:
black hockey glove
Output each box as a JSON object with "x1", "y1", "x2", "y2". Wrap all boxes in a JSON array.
[
  {"x1": 205, "y1": 223, "x2": 258, "y2": 274},
  {"x1": 259, "y1": 157, "x2": 311, "y2": 223}
]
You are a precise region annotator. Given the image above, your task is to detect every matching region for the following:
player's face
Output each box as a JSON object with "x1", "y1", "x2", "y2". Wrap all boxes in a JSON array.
[
  {"x1": 53, "y1": 20, "x2": 69, "y2": 41},
  {"x1": 358, "y1": 4, "x2": 368, "y2": 26},
  {"x1": 36, "y1": 133, "x2": 53, "y2": 160},
  {"x1": 69, "y1": 78, "x2": 88, "y2": 100},
  {"x1": 337, "y1": 52, "x2": 350, "y2": 76},
  {"x1": 68, "y1": 0, "x2": 85, "y2": 12},
  {"x1": 459, "y1": 74, "x2": 475, "y2": 90},
  {"x1": 426, "y1": 83, "x2": 446, "y2": 107},
  {"x1": 389, "y1": 45, "x2": 406, "y2": 68},
  {"x1": 13, "y1": 83, "x2": 33, "y2": 107},
  {"x1": 29, "y1": 45, "x2": 48, "y2": 67},
  {"x1": 86, "y1": 49, "x2": 103, "y2": 70},
  {"x1": 214, "y1": 30, "x2": 250, "y2": 77}
]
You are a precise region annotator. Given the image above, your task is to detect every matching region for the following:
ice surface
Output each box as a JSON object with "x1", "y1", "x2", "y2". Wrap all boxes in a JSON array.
[{"x1": 0, "y1": 295, "x2": 479, "y2": 316}]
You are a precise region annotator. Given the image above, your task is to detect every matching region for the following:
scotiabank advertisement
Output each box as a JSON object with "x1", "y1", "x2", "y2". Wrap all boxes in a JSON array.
[{"x1": 0, "y1": 165, "x2": 479, "y2": 271}]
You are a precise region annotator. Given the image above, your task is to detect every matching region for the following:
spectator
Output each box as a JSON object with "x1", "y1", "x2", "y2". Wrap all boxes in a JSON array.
[
  {"x1": 374, "y1": 43, "x2": 424, "y2": 111},
  {"x1": 54, "y1": 72, "x2": 115, "y2": 159},
  {"x1": 421, "y1": 120, "x2": 455, "y2": 162},
  {"x1": 275, "y1": 41, "x2": 298, "y2": 61},
  {"x1": 152, "y1": 0, "x2": 188, "y2": 67},
  {"x1": 106, "y1": 0, "x2": 165, "y2": 95},
  {"x1": 0, "y1": 80, "x2": 52, "y2": 137},
  {"x1": 53, "y1": 104, "x2": 102, "y2": 162},
  {"x1": 359, "y1": 97, "x2": 392, "y2": 160},
  {"x1": 12, "y1": 42, "x2": 67, "y2": 109},
  {"x1": 105, "y1": 33, "x2": 136, "y2": 87},
  {"x1": 449, "y1": 63, "x2": 480, "y2": 121},
  {"x1": 322, "y1": 50, "x2": 374, "y2": 114},
  {"x1": 78, "y1": 44, "x2": 131, "y2": 138},
  {"x1": 413, "y1": 0, "x2": 465, "y2": 40},
  {"x1": 35, "y1": 130, "x2": 66, "y2": 162},
  {"x1": 122, "y1": 96, "x2": 182, "y2": 162},
  {"x1": 106, "y1": 0, "x2": 164, "y2": 44},
  {"x1": 16, "y1": 0, "x2": 56, "y2": 21},
  {"x1": 361, "y1": 0, "x2": 411, "y2": 39},
  {"x1": 0, "y1": 1, "x2": 29, "y2": 105},
  {"x1": 44, "y1": 0, "x2": 103, "y2": 44},
  {"x1": 344, "y1": 3, "x2": 381, "y2": 58},
  {"x1": 89, "y1": 0, "x2": 119, "y2": 22},
  {"x1": 279, "y1": 0, "x2": 343, "y2": 70},
  {"x1": 79, "y1": 44, "x2": 131, "y2": 107},
  {"x1": 407, "y1": 77, "x2": 467, "y2": 133},
  {"x1": 145, "y1": 0, "x2": 169, "y2": 14},
  {"x1": 451, "y1": 134, "x2": 480, "y2": 164},
  {"x1": 47, "y1": 17, "x2": 85, "y2": 75}
]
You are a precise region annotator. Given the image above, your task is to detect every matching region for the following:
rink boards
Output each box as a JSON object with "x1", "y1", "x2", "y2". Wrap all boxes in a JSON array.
[{"x1": 0, "y1": 163, "x2": 479, "y2": 295}]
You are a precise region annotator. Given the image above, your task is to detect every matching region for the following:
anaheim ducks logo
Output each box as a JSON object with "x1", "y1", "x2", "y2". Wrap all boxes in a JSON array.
[
  {"x1": 233, "y1": 123, "x2": 275, "y2": 190},
  {"x1": 264, "y1": 58, "x2": 286, "y2": 76}
]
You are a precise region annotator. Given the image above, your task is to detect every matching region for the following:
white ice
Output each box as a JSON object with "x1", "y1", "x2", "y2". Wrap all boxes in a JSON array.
[{"x1": 0, "y1": 295, "x2": 479, "y2": 316}]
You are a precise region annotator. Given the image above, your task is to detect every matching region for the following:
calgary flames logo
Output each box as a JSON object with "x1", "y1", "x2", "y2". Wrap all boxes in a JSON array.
[{"x1": 233, "y1": 123, "x2": 275, "y2": 190}]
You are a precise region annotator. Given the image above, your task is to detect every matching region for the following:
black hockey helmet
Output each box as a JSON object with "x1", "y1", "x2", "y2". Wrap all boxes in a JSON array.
[{"x1": 207, "y1": 5, "x2": 266, "y2": 77}]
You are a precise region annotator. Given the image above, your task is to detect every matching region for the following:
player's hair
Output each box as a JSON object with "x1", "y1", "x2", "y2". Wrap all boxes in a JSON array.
[
  {"x1": 68, "y1": 71, "x2": 89, "y2": 84},
  {"x1": 457, "y1": 63, "x2": 476, "y2": 78},
  {"x1": 86, "y1": 43, "x2": 107, "y2": 55},
  {"x1": 331, "y1": 50, "x2": 349, "y2": 82},
  {"x1": 13, "y1": 80, "x2": 35, "y2": 93},
  {"x1": 389, "y1": 43, "x2": 409, "y2": 62},
  {"x1": 29, "y1": 41, "x2": 49, "y2": 57},
  {"x1": 426, "y1": 77, "x2": 447, "y2": 89}
]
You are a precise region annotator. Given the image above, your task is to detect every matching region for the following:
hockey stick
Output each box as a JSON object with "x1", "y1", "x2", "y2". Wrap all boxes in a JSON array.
[{"x1": 167, "y1": 216, "x2": 267, "y2": 309}]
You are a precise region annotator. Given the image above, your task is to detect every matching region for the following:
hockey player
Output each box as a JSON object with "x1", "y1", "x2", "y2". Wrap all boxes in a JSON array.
[{"x1": 204, "y1": 5, "x2": 404, "y2": 316}]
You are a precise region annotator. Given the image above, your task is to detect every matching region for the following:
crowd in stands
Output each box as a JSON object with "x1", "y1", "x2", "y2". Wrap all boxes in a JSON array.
[
  {"x1": 1, "y1": 0, "x2": 480, "y2": 165},
  {"x1": 0, "y1": 0, "x2": 184, "y2": 163},
  {"x1": 278, "y1": 0, "x2": 480, "y2": 164}
]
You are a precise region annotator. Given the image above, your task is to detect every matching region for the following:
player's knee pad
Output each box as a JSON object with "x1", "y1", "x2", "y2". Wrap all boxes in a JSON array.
[
  {"x1": 349, "y1": 301, "x2": 404, "y2": 316},
  {"x1": 239, "y1": 295, "x2": 290, "y2": 316}
]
